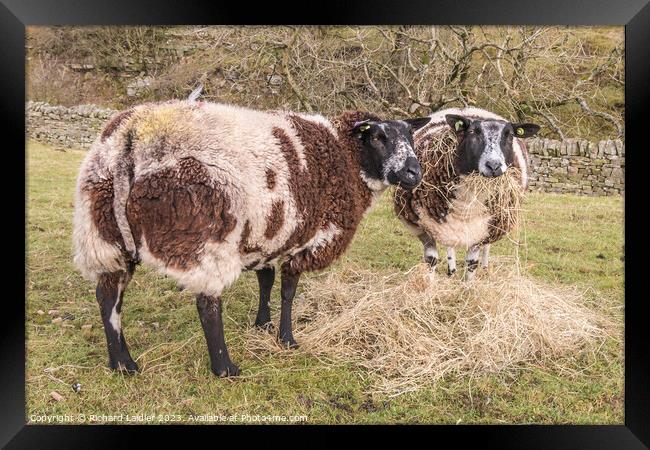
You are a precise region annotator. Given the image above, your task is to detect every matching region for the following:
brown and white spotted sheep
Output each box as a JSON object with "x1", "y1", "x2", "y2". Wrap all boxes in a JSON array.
[
  {"x1": 73, "y1": 100, "x2": 430, "y2": 377},
  {"x1": 394, "y1": 107, "x2": 540, "y2": 280}
]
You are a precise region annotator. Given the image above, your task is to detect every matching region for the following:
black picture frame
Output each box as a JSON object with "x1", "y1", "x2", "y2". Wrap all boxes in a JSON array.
[{"x1": 4, "y1": 0, "x2": 649, "y2": 447}]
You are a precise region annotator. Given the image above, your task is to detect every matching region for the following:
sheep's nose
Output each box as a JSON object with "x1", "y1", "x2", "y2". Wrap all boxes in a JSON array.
[
  {"x1": 486, "y1": 160, "x2": 499, "y2": 171},
  {"x1": 404, "y1": 157, "x2": 422, "y2": 183},
  {"x1": 486, "y1": 160, "x2": 503, "y2": 177}
]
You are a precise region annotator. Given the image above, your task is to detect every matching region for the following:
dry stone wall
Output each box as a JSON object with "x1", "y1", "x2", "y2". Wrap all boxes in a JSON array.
[
  {"x1": 526, "y1": 139, "x2": 624, "y2": 195},
  {"x1": 27, "y1": 101, "x2": 118, "y2": 149},
  {"x1": 26, "y1": 101, "x2": 624, "y2": 195}
]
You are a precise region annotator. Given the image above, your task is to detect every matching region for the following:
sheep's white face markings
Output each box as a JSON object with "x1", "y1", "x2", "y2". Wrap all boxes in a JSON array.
[
  {"x1": 382, "y1": 132, "x2": 416, "y2": 184},
  {"x1": 477, "y1": 121, "x2": 508, "y2": 177}
]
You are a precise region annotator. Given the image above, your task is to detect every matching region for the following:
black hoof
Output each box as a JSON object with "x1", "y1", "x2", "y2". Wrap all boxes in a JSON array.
[
  {"x1": 279, "y1": 335, "x2": 299, "y2": 349},
  {"x1": 110, "y1": 358, "x2": 139, "y2": 374},
  {"x1": 447, "y1": 268, "x2": 457, "y2": 277},
  {"x1": 212, "y1": 362, "x2": 241, "y2": 378},
  {"x1": 254, "y1": 320, "x2": 275, "y2": 333}
]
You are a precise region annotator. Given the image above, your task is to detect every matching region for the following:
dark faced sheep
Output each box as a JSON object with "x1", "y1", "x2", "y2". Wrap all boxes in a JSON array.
[
  {"x1": 394, "y1": 107, "x2": 540, "y2": 281},
  {"x1": 73, "y1": 99, "x2": 430, "y2": 377}
]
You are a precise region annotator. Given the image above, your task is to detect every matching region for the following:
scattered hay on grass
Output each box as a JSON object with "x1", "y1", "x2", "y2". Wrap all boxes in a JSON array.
[{"x1": 246, "y1": 257, "x2": 614, "y2": 397}]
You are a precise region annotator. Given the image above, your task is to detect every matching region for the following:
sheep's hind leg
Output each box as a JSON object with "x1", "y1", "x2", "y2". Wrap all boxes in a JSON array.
[
  {"x1": 419, "y1": 233, "x2": 438, "y2": 270},
  {"x1": 254, "y1": 267, "x2": 275, "y2": 332},
  {"x1": 95, "y1": 262, "x2": 138, "y2": 374},
  {"x1": 278, "y1": 267, "x2": 300, "y2": 349},
  {"x1": 196, "y1": 294, "x2": 240, "y2": 377}
]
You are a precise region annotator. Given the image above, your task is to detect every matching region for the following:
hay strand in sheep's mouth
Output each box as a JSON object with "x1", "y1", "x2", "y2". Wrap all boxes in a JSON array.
[
  {"x1": 245, "y1": 257, "x2": 615, "y2": 397},
  {"x1": 464, "y1": 168, "x2": 524, "y2": 240}
]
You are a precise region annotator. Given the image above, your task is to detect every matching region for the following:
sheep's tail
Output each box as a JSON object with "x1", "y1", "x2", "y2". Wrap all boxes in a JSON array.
[
  {"x1": 112, "y1": 129, "x2": 140, "y2": 264},
  {"x1": 187, "y1": 84, "x2": 204, "y2": 102}
]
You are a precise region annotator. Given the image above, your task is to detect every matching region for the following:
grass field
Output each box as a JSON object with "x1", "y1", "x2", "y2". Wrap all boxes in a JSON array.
[{"x1": 26, "y1": 141, "x2": 624, "y2": 424}]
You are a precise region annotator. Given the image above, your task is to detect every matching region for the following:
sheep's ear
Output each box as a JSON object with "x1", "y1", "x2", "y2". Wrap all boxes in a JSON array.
[
  {"x1": 445, "y1": 114, "x2": 471, "y2": 133},
  {"x1": 403, "y1": 117, "x2": 431, "y2": 132},
  {"x1": 511, "y1": 123, "x2": 541, "y2": 138},
  {"x1": 351, "y1": 120, "x2": 373, "y2": 138}
]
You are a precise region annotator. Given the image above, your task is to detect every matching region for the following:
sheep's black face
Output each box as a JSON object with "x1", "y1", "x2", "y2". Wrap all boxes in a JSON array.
[
  {"x1": 445, "y1": 115, "x2": 540, "y2": 177},
  {"x1": 352, "y1": 117, "x2": 430, "y2": 190}
]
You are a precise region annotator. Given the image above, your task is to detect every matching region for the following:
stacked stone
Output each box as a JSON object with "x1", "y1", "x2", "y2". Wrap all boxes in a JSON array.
[
  {"x1": 527, "y1": 138, "x2": 624, "y2": 196},
  {"x1": 26, "y1": 101, "x2": 118, "y2": 150}
]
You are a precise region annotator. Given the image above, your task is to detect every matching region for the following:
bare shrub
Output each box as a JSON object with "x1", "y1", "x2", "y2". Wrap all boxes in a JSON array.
[{"x1": 26, "y1": 26, "x2": 624, "y2": 139}]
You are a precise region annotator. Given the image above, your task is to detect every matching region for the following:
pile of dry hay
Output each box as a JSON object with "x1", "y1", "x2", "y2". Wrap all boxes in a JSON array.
[{"x1": 246, "y1": 257, "x2": 614, "y2": 397}]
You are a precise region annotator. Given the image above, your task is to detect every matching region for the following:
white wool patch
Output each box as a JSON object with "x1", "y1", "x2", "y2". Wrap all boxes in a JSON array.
[
  {"x1": 415, "y1": 123, "x2": 448, "y2": 143},
  {"x1": 198, "y1": 102, "x2": 310, "y2": 171},
  {"x1": 360, "y1": 170, "x2": 387, "y2": 192},
  {"x1": 137, "y1": 233, "x2": 243, "y2": 298},
  {"x1": 421, "y1": 106, "x2": 506, "y2": 133},
  {"x1": 291, "y1": 223, "x2": 341, "y2": 256},
  {"x1": 415, "y1": 180, "x2": 491, "y2": 249}
]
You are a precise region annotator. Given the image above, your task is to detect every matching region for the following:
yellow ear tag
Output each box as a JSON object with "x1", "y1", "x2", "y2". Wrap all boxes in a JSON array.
[
  {"x1": 359, "y1": 124, "x2": 370, "y2": 131},
  {"x1": 516, "y1": 127, "x2": 525, "y2": 136},
  {"x1": 455, "y1": 120, "x2": 464, "y2": 132}
]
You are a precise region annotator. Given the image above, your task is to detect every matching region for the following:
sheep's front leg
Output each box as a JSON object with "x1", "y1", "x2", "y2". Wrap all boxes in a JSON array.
[
  {"x1": 196, "y1": 294, "x2": 240, "y2": 377},
  {"x1": 446, "y1": 247, "x2": 457, "y2": 276},
  {"x1": 465, "y1": 245, "x2": 481, "y2": 281},
  {"x1": 96, "y1": 264, "x2": 138, "y2": 374},
  {"x1": 418, "y1": 232, "x2": 438, "y2": 270},
  {"x1": 254, "y1": 267, "x2": 275, "y2": 332},
  {"x1": 278, "y1": 267, "x2": 301, "y2": 349},
  {"x1": 480, "y1": 244, "x2": 491, "y2": 270}
]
